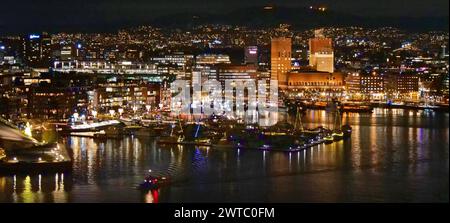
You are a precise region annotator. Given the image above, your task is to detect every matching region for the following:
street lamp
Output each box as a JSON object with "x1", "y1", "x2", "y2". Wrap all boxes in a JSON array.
[
  {"x1": 80, "y1": 114, "x2": 86, "y2": 123},
  {"x1": 73, "y1": 112, "x2": 79, "y2": 121},
  {"x1": 109, "y1": 109, "x2": 116, "y2": 117},
  {"x1": 92, "y1": 110, "x2": 98, "y2": 119},
  {"x1": 132, "y1": 106, "x2": 139, "y2": 118}
]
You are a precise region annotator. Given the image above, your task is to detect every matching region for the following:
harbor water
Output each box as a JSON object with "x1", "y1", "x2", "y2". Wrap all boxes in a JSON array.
[{"x1": 0, "y1": 108, "x2": 448, "y2": 202}]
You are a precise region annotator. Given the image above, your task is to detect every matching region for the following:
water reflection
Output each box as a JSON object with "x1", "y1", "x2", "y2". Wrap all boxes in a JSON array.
[
  {"x1": 0, "y1": 173, "x2": 72, "y2": 203},
  {"x1": 0, "y1": 109, "x2": 448, "y2": 202},
  {"x1": 144, "y1": 189, "x2": 160, "y2": 203}
]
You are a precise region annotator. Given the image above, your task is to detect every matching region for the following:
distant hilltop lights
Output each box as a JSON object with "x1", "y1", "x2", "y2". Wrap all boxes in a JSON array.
[
  {"x1": 310, "y1": 6, "x2": 327, "y2": 12},
  {"x1": 264, "y1": 4, "x2": 326, "y2": 12},
  {"x1": 264, "y1": 6, "x2": 274, "y2": 10}
]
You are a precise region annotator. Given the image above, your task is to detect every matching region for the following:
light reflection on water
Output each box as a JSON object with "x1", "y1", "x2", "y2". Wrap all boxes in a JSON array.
[
  {"x1": 0, "y1": 173, "x2": 70, "y2": 203},
  {"x1": 0, "y1": 109, "x2": 448, "y2": 202}
]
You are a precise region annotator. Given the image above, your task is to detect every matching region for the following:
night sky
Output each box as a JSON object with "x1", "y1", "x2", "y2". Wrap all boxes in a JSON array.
[{"x1": 1, "y1": 0, "x2": 449, "y2": 34}]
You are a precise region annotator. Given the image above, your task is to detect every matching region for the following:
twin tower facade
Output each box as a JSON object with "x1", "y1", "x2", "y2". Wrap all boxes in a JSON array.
[{"x1": 271, "y1": 29, "x2": 334, "y2": 89}]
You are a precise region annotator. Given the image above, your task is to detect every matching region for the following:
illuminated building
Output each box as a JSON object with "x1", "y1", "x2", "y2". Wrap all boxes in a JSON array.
[
  {"x1": 59, "y1": 46, "x2": 74, "y2": 61},
  {"x1": 90, "y1": 76, "x2": 161, "y2": 113},
  {"x1": 52, "y1": 60, "x2": 160, "y2": 75},
  {"x1": 151, "y1": 53, "x2": 194, "y2": 67},
  {"x1": 244, "y1": 46, "x2": 258, "y2": 65},
  {"x1": 345, "y1": 73, "x2": 362, "y2": 94},
  {"x1": 346, "y1": 71, "x2": 421, "y2": 100},
  {"x1": 345, "y1": 73, "x2": 386, "y2": 100},
  {"x1": 309, "y1": 29, "x2": 334, "y2": 73},
  {"x1": 1, "y1": 56, "x2": 17, "y2": 65},
  {"x1": 271, "y1": 37, "x2": 292, "y2": 90},
  {"x1": 151, "y1": 53, "x2": 195, "y2": 80},
  {"x1": 443, "y1": 74, "x2": 449, "y2": 96},
  {"x1": 75, "y1": 42, "x2": 83, "y2": 58},
  {"x1": 212, "y1": 64, "x2": 258, "y2": 89},
  {"x1": 360, "y1": 75, "x2": 385, "y2": 96},
  {"x1": 23, "y1": 34, "x2": 42, "y2": 66},
  {"x1": 394, "y1": 74, "x2": 419, "y2": 94},
  {"x1": 21, "y1": 32, "x2": 52, "y2": 67},
  {"x1": 287, "y1": 70, "x2": 345, "y2": 98},
  {"x1": 192, "y1": 65, "x2": 214, "y2": 84},
  {"x1": 0, "y1": 84, "x2": 26, "y2": 120},
  {"x1": 27, "y1": 86, "x2": 89, "y2": 120},
  {"x1": 192, "y1": 64, "x2": 258, "y2": 88},
  {"x1": 441, "y1": 45, "x2": 449, "y2": 59},
  {"x1": 40, "y1": 32, "x2": 52, "y2": 64},
  {"x1": 196, "y1": 54, "x2": 231, "y2": 65}
]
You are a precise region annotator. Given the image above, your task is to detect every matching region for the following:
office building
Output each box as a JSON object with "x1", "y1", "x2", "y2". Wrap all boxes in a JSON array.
[
  {"x1": 244, "y1": 46, "x2": 258, "y2": 65},
  {"x1": 271, "y1": 37, "x2": 292, "y2": 90},
  {"x1": 309, "y1": 29, "x2": 334, "y2": 73}
]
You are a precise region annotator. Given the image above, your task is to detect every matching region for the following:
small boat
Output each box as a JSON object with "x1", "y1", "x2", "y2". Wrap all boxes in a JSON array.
[
  {"x1": 341, "y1": 101, "x2": 373, "y2": 113},
  {"x1": 322, "y1": 128, "x2": 334, "y2": 144},
  {"x1": 134, "y1": 126, "x2": 164, "y2": 138},
  {"x1": 181, "y1": 122, "x2": 224, "y2": 145},
  {"x1": 341, "y1": 105, "x2": 373, "y2": 113},
  {"x1": 342, "y1": 125, "x2": 352, "y2": 138},
  {"x1": 332, "y1": 130, "x2": 344, "y2": 141},
  {"x1": 323, "y1": 134, "x2": 334, "y2": 144},
  {"x1": 139, "y1": 175, "x2": 171, "y2": 190},
  {"x1": 258, "y1": 133, "x2": 305, "y2": 151},
  {"x1": 62, "y1": 120, "x2": 123, "y2": 133}
]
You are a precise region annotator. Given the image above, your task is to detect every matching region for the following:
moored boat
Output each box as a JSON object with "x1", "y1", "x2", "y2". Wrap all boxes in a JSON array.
[
  {"x1": 342, "y1": 124, "x2": 352, "y2": 138},
  {"x1": 332, "y1": 130, "x2": 344, "y2": 141},
  {"x1": 323, "y1": 134, "x2": 334, "y2": 144}
]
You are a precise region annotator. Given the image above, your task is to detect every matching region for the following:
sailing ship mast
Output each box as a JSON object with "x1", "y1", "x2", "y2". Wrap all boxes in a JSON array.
[
  {"x1": 334, "y1": 108, "x2": 342, "y2": 132},
  {"x1": 294, "y1": 107, "x2": 304, "y2": 133}
]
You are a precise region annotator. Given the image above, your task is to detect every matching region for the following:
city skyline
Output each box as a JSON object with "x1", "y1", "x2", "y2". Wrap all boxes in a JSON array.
[{"x1": 0, "y1": 0, "x2": 448, "y2": 206}]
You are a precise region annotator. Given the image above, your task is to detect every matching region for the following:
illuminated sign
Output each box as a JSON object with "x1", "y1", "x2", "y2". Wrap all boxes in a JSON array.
[{"x1": 29, "y1": 34, "x2": 40, "y2": 39}]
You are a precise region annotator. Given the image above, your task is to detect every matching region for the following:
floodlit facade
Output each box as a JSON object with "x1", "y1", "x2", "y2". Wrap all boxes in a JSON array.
[
  {"x1": 309, "y1": 29, "x2": 334, "y2": 73},
  {"x1": 271, "y1": 37, "x2": 292, "y2": 90}
]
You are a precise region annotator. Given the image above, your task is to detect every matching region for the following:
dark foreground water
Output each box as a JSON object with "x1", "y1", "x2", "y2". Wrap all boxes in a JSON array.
[{"x1": 0, "y1": 109, "x2": 448, "y2": 203}]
